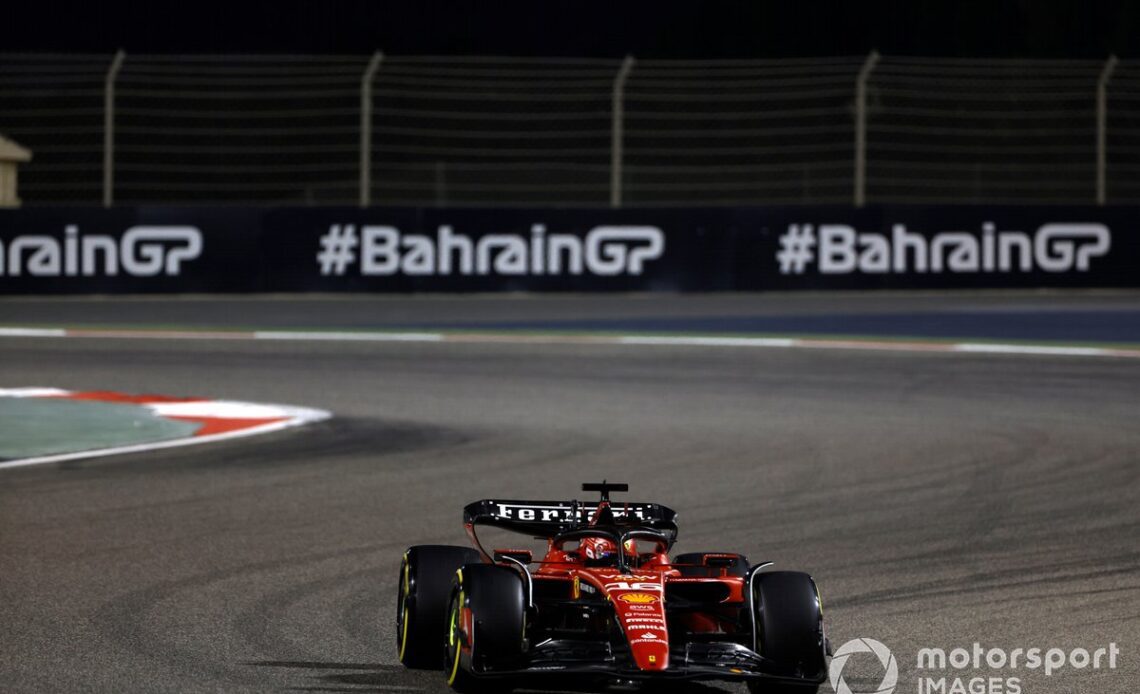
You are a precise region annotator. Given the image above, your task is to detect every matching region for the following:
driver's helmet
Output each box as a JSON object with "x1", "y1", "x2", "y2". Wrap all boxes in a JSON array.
[
  {"x1": 580, "y1": 537, "x2": 637, "y2": 562},
  {"x1": 581, "y1": 536, "x2": 617, "y2": 561}
]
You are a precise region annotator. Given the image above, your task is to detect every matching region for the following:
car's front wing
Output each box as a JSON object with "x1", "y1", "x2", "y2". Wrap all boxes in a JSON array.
[{"x1": 473, "y1": 639, "x2": 827, "y2": 685}]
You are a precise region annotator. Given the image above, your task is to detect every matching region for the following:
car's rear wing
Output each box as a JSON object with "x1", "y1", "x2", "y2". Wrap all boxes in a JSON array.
[{"x1": 463, "y1": 498, "x2": 678, "y2": 538}]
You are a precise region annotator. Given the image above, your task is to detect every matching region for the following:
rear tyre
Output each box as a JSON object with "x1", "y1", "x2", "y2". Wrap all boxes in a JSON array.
[
  {"x1": 445, "y1": 563, "x2": 525, "y2": 692},
  {"x1": 746, "y1": 571, "x2": 826, "y2": 694},
  {"x1": 396, "y1": 545, "x2": 481, "y2": 669},
  {"x1": 673, "y1": 551, "x2": 749, "y2": 577}
]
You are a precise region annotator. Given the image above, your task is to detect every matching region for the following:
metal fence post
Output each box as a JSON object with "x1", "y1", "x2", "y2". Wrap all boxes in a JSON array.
[
  {"x1": 854, "y1": 50, "x2": 880, "y2": 208},
  {"x1": 359, "y1": 51, "x2": 384, "y2": 208},
  {"x1": 103, "y1": 49, "x2": 125, "y2": 208},
  {"x1": 1097, "y1": 54, "x2": 1119, "y2": 206},
  {"x1": 610, "y1": 55, "x2": 635, "y2": 208}
]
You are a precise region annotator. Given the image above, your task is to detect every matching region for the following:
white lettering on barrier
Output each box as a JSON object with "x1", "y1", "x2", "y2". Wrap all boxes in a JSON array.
[
  {"x1": 0, "y1": 225, "x2": 202, "y2": 278},
  {"x1": 782, "y1": 222, "x2": 1111, "y2": 275},
  {"x1": 323, "y1": 224, "x2": 665, "y2": 277}
]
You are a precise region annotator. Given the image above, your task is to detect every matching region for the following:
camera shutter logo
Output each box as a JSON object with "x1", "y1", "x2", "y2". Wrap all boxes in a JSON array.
[{"x1": 829, "y1": 638, "x2": 898, "y2": 694}]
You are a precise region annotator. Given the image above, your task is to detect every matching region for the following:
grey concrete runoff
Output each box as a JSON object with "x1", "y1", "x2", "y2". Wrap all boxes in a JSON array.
[
  {"x1": 0, "y1": 397, "x2": 198, "y2": 460},
  {"x1": 0, "y1": 296, "x2": 1138, "y2": 692}
]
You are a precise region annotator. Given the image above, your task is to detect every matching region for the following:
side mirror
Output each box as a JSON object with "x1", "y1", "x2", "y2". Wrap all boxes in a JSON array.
[{"x1": 704, "y1": 554, "x2": 740, "y2": 568}]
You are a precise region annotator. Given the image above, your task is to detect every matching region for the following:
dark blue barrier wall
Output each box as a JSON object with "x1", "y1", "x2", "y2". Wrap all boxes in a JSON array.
[{"x1": 0, "y1": 206, "x2": 1136, "y2": 293}]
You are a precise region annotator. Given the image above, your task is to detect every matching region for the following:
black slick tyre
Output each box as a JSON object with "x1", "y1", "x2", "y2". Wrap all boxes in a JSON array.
[
  {"x1": 445, "y1": 563, "x2": 525, "y2": 692},
  {"x1": 746, "y1": 571, "x2": 826, "y2": 694},
  {"x1": 396, "y1": 545, "x2": 481, "y2": 669}
]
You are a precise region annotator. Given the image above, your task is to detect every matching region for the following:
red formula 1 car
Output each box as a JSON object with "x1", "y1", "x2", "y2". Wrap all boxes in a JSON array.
[{"x1": 396, "y1": 482, "x2": 829, "y2": 692}]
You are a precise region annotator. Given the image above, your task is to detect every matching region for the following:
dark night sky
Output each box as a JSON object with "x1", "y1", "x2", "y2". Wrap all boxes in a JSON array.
[{"x1": 2, "y1": 0, "x2": 1137, "y2": 58}]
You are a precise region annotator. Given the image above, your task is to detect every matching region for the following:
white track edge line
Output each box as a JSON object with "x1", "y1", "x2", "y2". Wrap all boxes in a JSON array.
[
  {"x1": 0, "y1": 327, "x2": 67, "y2": 337},
  {"x1": 0, "y1": 387, "x2": 72, "y2": 397},
  {"x1": 953, "y1": 343, "x2": 1114, "y2": 357},
  {"x1": 0, "y1": 325, "x2": 1136, "y2": 358},
  {"x1": 618, "y1": 336, "x2": 798, "y2": 347},
  {"x1": 253, "y1": 330, "x2": 443, "y2": 342}
]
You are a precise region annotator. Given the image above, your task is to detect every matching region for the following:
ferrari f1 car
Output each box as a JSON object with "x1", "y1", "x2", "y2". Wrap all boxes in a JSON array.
[{"x1": 396, "y1": 482, "x2": 829, "y2": 692}]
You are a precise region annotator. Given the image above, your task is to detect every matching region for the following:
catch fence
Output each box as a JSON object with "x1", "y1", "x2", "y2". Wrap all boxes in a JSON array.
[{"x1": 0, "y1": 53, "x2": 1135, "y2": 206}]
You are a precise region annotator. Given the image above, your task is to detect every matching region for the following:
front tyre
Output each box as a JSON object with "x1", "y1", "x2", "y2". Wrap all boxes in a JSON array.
[
  {"x1": 445, "y1": 563, "x2": 525, "y2": 692},
  {"x1": 746, "y1": 571, "x2": 826, "y2": 694},
  {"x1": 396, "y1": 545, "x2": 481, "y2": 669}
]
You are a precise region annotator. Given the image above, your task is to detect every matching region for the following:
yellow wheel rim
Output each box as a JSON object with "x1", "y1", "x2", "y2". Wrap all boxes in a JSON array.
[
  {"x1": 397, "y1": 557, "x2": 411, "y2": 661},
  {"x1": 398, "y1": 604, "x2": 410, "y2": 661},
  {"x1": 447, "y1": 588, "x2": 464, "y2": 686}
]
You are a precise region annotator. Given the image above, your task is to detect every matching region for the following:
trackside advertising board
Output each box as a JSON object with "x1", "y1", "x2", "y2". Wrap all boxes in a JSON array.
[{"x1": 0, "y1": 206, "x2": 1136, "y2": 293}]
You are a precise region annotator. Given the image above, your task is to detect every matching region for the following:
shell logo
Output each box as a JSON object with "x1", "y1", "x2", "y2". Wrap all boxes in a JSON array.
[{"x1": 617, "y1": 592, "x2": 659, "y2": 604}]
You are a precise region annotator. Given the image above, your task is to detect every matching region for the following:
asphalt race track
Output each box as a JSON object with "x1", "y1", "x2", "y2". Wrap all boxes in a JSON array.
[{"x1": 1, "y1": 294, "x2": 1138, "y2": 693}]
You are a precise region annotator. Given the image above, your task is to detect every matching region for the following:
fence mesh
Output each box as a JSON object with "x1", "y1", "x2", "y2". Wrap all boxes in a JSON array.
[
  {"x1": 0, "y1": 54, "x2": 106, "y2": 205},
  {"x1": 1108, "y1": 62, "x2": 1140, "y2": 202},
  {"x1": 370, "y1": 56, "x2": 615, "y2": 206},
  {"x1": 0, "y1": 53, "x2": 1135, "y2": 206},
  {"x1": 116, "y1": 54, "x2": 366, "y2": 205},
  {"x1": 626, "y1": 57, "x2": 863, "y2": 205},
  {"x1": 868, "y1": 57, "x2": 1103, "y2": 204}
]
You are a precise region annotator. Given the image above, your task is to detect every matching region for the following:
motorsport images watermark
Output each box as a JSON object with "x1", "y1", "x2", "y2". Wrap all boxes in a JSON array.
[{"x1": 828, "y1": 638, "x2": 1121, "y2": 694}]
